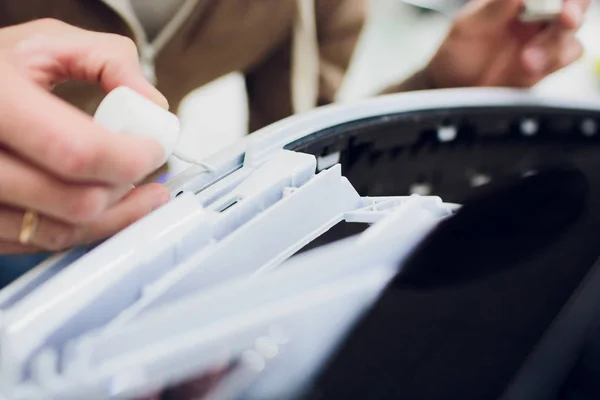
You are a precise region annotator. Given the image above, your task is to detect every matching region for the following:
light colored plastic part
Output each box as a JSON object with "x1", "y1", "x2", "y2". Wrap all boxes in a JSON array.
[
  {"x1": 0, "y1": 248, "x2": 91, "y2": 313},
  {"x1": 234, "y1": 196, "x2": 454, "y2": 400},
  {"x1": 93, "y1": 86, "x2": 181, "y2": 163},
  {"x1": 0, "y1": 193, "x2": 209, "y2": 388},
  {"x1": 24, "y1": 196, "x2": 450, "y2": 400},
  {"x1": 164, "y1": 88, "x2": 600, "y2": 198},
  {"x1": 0, "y1": 149, "x2": 337, "y2": 388},
  {"x1": 102, "y1": 171, "x2": 454, "y2": 331},
  {"x1": 103, "y1": 160, "x2": 361, "y2": 328},
  {"x1": 0, "y1": 156, "x2": 453, "y2": 398},
  {"x1": 520, "y1": 0, "x2": 563, "y2": 22},
  {"x1": 343, "y1": 196, "x2": 451, "y2": 224}
]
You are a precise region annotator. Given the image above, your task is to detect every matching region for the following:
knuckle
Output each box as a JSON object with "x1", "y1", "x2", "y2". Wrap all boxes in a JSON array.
[
  {"x1": 108, "y1": 34, "x2": 139, "y2": 56},
  {"x1": 55, "y1": 142, "x2": 97, "y2": 179},
  {"x1": 65, "y1": 188, "x2": 108, "y2": 223},
  {"x1": 45, "y1": 224, "x2": 79, "y2": 251},
  {"x1": 33, "y1": 18, "x2": 69, "y2": 32}
]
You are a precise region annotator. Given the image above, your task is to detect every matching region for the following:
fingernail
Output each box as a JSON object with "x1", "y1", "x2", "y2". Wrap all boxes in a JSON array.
[{"x1": 523, "y1": 47, "x2": 547, "y2": 73}]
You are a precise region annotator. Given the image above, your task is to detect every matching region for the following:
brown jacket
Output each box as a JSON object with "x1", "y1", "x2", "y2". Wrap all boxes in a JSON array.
[{"x1": 0, "y1": 0, "x2": 367, "y2": 132}]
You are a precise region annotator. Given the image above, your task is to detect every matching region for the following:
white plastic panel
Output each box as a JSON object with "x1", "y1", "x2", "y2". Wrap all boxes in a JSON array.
[
  {"x1": 0, "y1": 248, "x2": 91, "y2": 312},
  {"x1": 0, "y1": 193, "x2": 210, "y2": 387},
  {"x1": 13, "y1": 195, "x2": 448, "y2": 399},
  {"x1": 107, "y1": 165, "x2": 362, "y2": 328}
]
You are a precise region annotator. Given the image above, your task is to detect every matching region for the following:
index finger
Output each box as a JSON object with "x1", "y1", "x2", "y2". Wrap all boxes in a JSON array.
[
  {"x1": 4, "y1": 19, "x2": 169, "y2": 109},
  {"x1": 0, "y1": 61, "x2": 165, "y2": 185}
]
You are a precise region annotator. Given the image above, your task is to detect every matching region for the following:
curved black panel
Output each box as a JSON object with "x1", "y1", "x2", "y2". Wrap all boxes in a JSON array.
[
  {"x1": 287, "y1": 107, "x2": 600, "y2": 202},
  {"x1": 287, "y1": 106, "x2": 600, "y2": 249},
  {"x1": 397, "y1": 166, "x2": 588, "y2": 288},
  {"x1": 301, "y1": 155, "x2": 600, "y2": 400}
]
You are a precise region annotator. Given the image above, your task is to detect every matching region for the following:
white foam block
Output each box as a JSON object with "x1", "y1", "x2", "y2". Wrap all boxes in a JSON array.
[
  {"x1": 520, "y1": 0, "x2": 563, "y2": 22},
  {"x1": 93, "y1": 86, "x2": 181, "y2": 163}
]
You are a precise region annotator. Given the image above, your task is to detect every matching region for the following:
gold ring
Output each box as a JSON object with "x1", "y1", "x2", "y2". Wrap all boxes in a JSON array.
[{"x1": 19, "y1": 210, "x2": 39, "y2": 245}]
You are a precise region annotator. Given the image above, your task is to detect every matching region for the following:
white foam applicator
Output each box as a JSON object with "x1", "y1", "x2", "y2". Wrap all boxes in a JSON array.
[
  {"x1": 520, "y1": 0, "x2": 563, "y2": 22},
  {"x1": 93, "y1": 86, "x2": 214, "y2": 171}
]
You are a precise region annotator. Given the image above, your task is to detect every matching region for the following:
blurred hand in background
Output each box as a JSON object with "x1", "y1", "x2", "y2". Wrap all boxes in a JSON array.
[{"x1": 425, "y1": 0, "x2": 589, "y2": 88}]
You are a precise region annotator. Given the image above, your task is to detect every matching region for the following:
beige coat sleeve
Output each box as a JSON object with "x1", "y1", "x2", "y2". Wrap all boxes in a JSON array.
[{"x1": 245, "y1": 0, "x2": 367, "y2": 132}]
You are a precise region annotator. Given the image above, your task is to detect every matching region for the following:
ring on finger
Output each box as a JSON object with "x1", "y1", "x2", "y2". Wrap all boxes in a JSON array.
[{"x1": 19, "y1": 209, "x2": 39, "y2": 245}]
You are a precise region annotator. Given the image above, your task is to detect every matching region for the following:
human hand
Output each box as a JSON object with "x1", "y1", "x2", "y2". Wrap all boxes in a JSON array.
[
  {"x1": 425, "y1": 0, "x2": 589, "y2": 88},
  {"x1": 0, "y1": 18, "x2": 169, "y2": 106},
  {"x1": 0, "y1": 19, "x2": 171, "y2": 254}
]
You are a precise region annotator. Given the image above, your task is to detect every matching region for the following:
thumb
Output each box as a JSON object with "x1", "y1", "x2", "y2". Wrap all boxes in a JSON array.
[
  {"x1": 9, "y1": 20, "x2": 169, "y2": 109},
  {"x1": 457, "y1": 0, "x2": 524, "y2": 28}
]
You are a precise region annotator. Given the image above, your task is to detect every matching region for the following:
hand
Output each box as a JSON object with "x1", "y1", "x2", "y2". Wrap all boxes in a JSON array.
[
  {"x1": 425, "y1": 0, "x2": 589, "y2": 88},
  {"x1": 0, "y1": 18, "x2": 169, "y2": 106},
  {"x1": 0, "y1": 19, "x2": 171, "y2": 254}
]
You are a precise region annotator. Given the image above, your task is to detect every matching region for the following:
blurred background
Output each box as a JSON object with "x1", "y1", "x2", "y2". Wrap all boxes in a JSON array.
[{"x1": 169, "y1": 0, "x2": 600, "y2": 175}]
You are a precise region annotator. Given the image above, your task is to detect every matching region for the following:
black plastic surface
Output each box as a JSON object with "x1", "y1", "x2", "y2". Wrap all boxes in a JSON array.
[
  {"x1": 286, "y1": 107, "x2": 600, "y2": 201},
  {"x1": 300, "y1": 158, "x2": 600, "y2": 400},
  {"x1": 287, "y1": 106, "x2": 600, "y2": 249}
]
